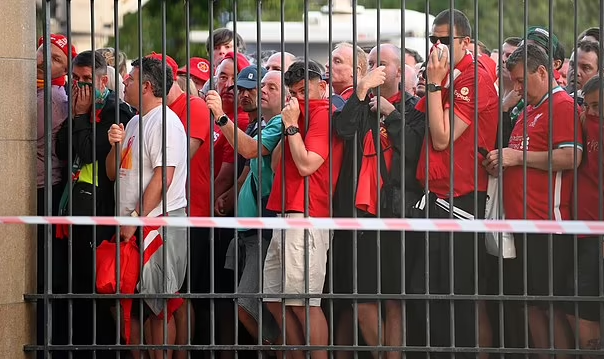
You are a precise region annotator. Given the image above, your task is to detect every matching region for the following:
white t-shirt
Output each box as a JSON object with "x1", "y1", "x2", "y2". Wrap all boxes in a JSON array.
[{"x1": 118, "y1": 105, "x2": 188, "y2": 217}]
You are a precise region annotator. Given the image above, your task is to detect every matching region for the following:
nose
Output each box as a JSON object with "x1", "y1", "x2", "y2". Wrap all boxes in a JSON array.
[{"x1": 226, "y1": 78, "x2": 234, "y2": 89}]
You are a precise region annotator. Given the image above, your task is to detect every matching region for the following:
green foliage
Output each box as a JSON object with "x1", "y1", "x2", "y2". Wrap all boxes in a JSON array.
[{"x1": 110, "y1": 0, "x2": 603, "y2": 64}]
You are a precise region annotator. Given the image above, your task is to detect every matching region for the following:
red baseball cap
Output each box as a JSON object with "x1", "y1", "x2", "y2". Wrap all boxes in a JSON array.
[
  {"x1": 146, "y1": 52, "x2": 179, "y2": 78},
  {"x1": 220, "y1": 52, "x2": 251, "y2": 74},
  {"x1": 177, "y1": 57, "x2": 211, "y2": 82},
  {"x1": 38, "y1": 34, "x2": 78, "y2": 60}
]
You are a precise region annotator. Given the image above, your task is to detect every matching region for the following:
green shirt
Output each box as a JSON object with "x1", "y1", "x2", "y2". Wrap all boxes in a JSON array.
[{"x1": 237, "y1": 115, "x2": 283, "y2": 230}]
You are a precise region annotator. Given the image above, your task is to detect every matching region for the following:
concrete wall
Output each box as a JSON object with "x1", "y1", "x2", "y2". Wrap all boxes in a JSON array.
[{"x1": 0, "y1": 0, "x2": 37, "y2": 357}]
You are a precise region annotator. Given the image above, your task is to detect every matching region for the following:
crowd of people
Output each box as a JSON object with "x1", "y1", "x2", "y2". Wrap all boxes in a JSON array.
[{"x1": 36, "y1": 8, "x2": 602, "y2": 359}]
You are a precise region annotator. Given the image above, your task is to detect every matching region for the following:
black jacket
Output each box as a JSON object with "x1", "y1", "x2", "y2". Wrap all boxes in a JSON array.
[
  {"x1": 56, "y1": 91, "x2": 136, "y2": 215},
  {"x1": 332, "y1": 91, "x2": 425, "y2": 217}
]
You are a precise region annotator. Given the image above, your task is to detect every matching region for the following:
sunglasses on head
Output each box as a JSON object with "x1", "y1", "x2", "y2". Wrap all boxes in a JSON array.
[
  {"x1": 284, "y1": 68, "x2": 323, "y2": 83},
  {"x1": 429, "y1": 35, "x2": 466, "y2": 46}
]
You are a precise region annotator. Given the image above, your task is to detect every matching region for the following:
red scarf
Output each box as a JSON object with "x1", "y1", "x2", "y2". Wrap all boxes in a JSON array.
[
  {"x1": 415, "y1": 52, "x2": 474, "y2": 183},
  {"x1": 355, "y1": 92, "x2": 400, "y2": 215},
  {"x1": 296, "y1": 98, "x2": 333, "y2": 132},
  {"x1": 37, "y1": 76, "x2": 67, "y2": 89}
]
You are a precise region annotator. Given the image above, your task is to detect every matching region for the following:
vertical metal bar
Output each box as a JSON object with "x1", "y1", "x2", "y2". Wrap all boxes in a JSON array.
[
  {"x1": 546, "y1": 4, "x2": 555, "y2": 355},
  {"x1": 423, "y1": 2, "x2": 432, "y2": 356},
  {"x1": 350, "y1": 0, "x2": 360, "y2": 356},
  {"x1": 112, "y1": 0, "x2": 123, "y2": 357},
  {"x1": 184, "y1": 0, "x2": 193, "y2": 354},
  {"x1": 231, "y1": 4, "x2": 241, "y2": 354},
  {"x1": 160, "y1": 1, "x2": 169, "y2": 356},
  {"x1": 399, "y1": 1, "x2": 407, "y2": 358},
  {"x1": 42, "y1": 1, "x2": 53, "y2": 357},
  {"x1": 232, "y1": 4, "x2": 241, "y2": 356},
  {"x1": 137, "y1": 0, "x2": 145, "y2": 349},
  {"x1": 571, "y1": 0, "x2": 580, "y2": 351},
  {"x1": 375, "y1": 1, "x2": 383, "y2": 356},
  {"x1": 208, "y1": 3, "x2": 216, "y2": 359},
  {"x1": 521, "y1": 0, "x2": 529, "y2": 355},
  {"x1": 496, "y1": 0, "x2": 505, "y2": 356},
  {"x1": 66, "y1": 0, "x2": 74, "y2": 357},
  {"x1": 303, "y1": 1, "x2": 311, "y2": 356},
  {"x1": 472, "y1": 0, "x2": 480, "y2": 356},
  {"x1": 279, "y1": 0, "x2": 288, "y2": 355},
  {"x1": 255, "y1": 1, "x2": 263, "y2": 354},
  {"x1": 89, "y1": 1, "x2": 99, "y2": 357},
  {"x1": 447, "y1": 2, "x2": 456, "y2": 356}
]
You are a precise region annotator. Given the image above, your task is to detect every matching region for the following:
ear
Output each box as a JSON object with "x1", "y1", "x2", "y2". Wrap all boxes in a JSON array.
[
  {"x1": 319, "y1": 80, "x2": 327, "y2": 92},
  {"x1": 538, "y1": 65, "x2": 549, "y2": 80},
  {"x1": 460, "y1": 37, "x2": 471, "y2": 51}
]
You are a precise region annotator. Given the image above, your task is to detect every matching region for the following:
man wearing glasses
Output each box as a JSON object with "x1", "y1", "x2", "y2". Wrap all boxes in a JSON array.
[
  {"x1": 410, "y1": 9, "x2": 499, "y2": 359},
  {"x1": 263, "y1": 60, "x2": 344, "y2": 359}
]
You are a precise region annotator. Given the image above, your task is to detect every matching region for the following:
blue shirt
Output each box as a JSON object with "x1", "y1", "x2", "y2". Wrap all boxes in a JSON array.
[{"x1": 237, "y1": 115, "x2": 283, "y2": 230}]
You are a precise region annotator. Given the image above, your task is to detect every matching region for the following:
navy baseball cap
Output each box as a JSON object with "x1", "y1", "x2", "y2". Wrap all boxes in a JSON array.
[{"x1": 235, "y1": 65, "x2": 268, "y2": 90}]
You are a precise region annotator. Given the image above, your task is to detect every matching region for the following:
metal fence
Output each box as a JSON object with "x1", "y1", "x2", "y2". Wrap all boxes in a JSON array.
[{"x1": 27, "y1": 0, "x2": 604, "y2": 358}]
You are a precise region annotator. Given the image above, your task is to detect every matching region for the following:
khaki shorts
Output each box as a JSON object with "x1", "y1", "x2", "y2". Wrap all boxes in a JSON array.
[{"x1": 262, "y1": 213, "x2": 330, "y2": 307}]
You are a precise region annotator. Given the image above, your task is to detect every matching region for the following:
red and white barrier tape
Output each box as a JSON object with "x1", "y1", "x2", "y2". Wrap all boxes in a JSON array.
[{"x1": 1, "y1": 216, "x2": 604, "y2": 235}]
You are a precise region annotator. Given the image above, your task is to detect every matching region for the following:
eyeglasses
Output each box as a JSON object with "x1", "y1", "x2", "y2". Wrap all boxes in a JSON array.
[
  {"x1": 429, "y1": 35, "x2": 466, "y2": 46},
  {"x1": 284, "y1": 68, "x2": 323, "y2": 84}
]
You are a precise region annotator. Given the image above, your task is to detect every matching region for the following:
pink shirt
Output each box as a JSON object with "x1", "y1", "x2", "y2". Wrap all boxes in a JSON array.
[{"x1": 37, "y1": 86, "x2": 68, "y2": 188}]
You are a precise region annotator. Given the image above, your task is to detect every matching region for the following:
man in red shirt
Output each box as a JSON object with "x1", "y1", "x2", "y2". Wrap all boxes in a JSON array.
[
  {"x1": 208, "y1": 52, "x2": 251, "y2": 215},
  {"x1": 564, "y1": 75, "x2": 603, "y2": 353},
  {"x1": 412, "y1": 9, "x2": 499, "y2": 358},
  {"x1": 193, "y1": 52, "x2": 250, "y2": 354},
  {"x1": 484, "y1": 43, "x2": 583, "y2": 358},
  {"x1": 325, "y1": 42, "x2": 368, "y2": 100},
  {"x1": 147, "y1": 52, "x2": 212, "y2": 359},
  {"x1": 177, "y1": 57, "x2": 211, "y2": 93},
  {"x1": 333, "y1": 43, "x2": 424, "y2": 359},
  {"x1": 263, "y1": 60, "x2": 344, "y2": 359}
]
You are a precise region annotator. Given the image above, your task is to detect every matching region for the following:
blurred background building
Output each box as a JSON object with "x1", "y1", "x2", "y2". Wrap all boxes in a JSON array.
[{"x1": 35, "y1": 0, "x2": 148, "y2": 50}]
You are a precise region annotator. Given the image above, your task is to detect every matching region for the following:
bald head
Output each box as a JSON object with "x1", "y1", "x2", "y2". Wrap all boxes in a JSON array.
[
  {"x1": 369, "y1": 44, "x2": 402, "y2": 66},
  {"x1": 260, "y1": 70, "x2": 284, "y2": 119},
  {"x1": 265, "y1": 52, "x2": 296, "y2": 72},
  {"x1": 367, "y1": 44, "x2": 402, "y2": 93},
  {"x1": 403, "y1": 64, "x2": 418, "y2": 94}
]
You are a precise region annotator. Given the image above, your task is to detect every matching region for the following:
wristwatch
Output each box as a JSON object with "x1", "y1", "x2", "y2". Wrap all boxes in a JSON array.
[
  {"x1": 426, "y1": 83, "x2": 442, "y2": 93},
  {"x1": 215, "y1": 114, "x2": 229, "y2": 127},
  {"x1": 130, "y1": 210, "x2": 139, "y2": 217},
  {"x1": 284, "y1": 126, "x2": 300, "y2": 136}
]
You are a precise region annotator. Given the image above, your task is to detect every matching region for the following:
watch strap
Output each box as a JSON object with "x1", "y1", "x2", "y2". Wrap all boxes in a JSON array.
[{"x1": 427, "y1": 83, "x2": 442, "y2": 92}]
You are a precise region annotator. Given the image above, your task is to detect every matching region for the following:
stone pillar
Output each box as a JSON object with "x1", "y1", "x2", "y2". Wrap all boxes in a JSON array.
[{"x1": 0, "y1": 0, "x2": 37, "y2": 358}]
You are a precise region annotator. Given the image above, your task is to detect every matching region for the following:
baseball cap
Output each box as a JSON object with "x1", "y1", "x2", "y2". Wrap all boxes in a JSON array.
[
  {"x1": 220, "y1": 52, "x2": 251, "y2": 74},
  {"x1": 524, "y1": 26, "x2": 560, "y2": 56},
  {"x1": 234, "y1": 65, "x2": 267, "y2": 90},
  {"x1": 177, "y1": 57, "x2": 211, "y2": 82},
  {"x1": 146, "y1": 52, "x2": 179, "y2": 78},
  {"x1": 38, "y1": 34, "x2": 78, "y2": 59}
]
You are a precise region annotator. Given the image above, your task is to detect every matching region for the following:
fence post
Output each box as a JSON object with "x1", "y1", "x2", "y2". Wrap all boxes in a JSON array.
[{"x1": 0, "y1": 0, "x2": 38, "y2": 357}]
